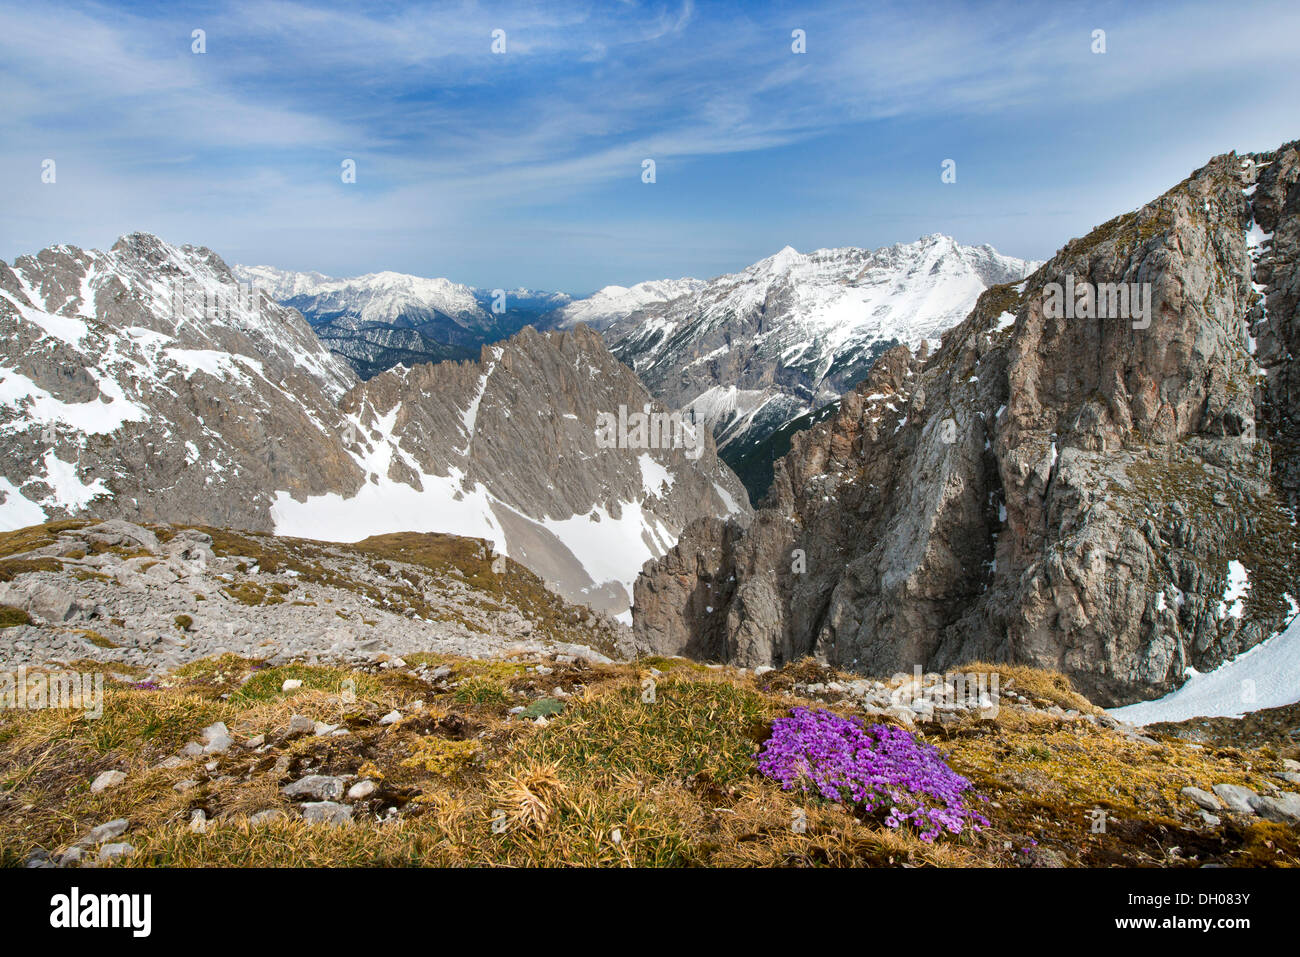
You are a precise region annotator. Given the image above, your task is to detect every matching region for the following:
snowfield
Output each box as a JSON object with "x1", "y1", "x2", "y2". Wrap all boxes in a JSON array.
[{"x1": 1109, "y1": 612, "x2": 1300, "y2": 725}]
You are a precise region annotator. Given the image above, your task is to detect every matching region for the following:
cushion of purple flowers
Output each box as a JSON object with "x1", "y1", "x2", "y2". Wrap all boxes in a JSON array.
[{"x1": 756, "y1": 706, "x2": 989, "y2": 841}]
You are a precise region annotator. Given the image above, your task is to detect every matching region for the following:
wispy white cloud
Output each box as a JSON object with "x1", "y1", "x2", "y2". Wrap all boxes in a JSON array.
[{"x1": 1, "y1": 0, "x2": 1298, "y2": 288}]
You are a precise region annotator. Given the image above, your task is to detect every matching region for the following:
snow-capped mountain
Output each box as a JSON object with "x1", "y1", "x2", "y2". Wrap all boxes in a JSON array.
[
  {"x1": 232, "y1": 264, "x2": 574, "y2": 379},
  {"x1": 229, "y1": 263, "x2": 333, "y2": 301},
  {"x1": 233, "y1": 264, "x2": 489, "y2": 329},
  {"x1": 3, "y1": 235, "x2": 748, "y2": 619},
  {"x1": 547, "y1": 278, "x2": 706, "y2": 330},
  {"x1": 601, "y1": 235, "x2": 1040, "y2": 500}
]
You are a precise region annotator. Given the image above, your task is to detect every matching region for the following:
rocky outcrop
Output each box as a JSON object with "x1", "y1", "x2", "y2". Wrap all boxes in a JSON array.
[
  {"x1": 632, "y1": 142, "x2": 1300, "y2": 707},
  {"x1": 0, "y1": 519, "x2": 624, "y2": 674}
]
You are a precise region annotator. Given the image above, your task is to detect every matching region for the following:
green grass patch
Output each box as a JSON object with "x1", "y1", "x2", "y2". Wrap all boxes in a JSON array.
[
  {"x1": 0, "y1": 604, "x2": 32, "y2": 628},
  {"x1": 514, "y1": 677, "x2": 772, "y2": 788},
  {"x1": 228, "y1": 664, "x2": 381, "y2": 706}
]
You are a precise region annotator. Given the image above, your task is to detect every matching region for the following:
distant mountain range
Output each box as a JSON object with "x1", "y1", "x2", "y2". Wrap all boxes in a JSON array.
[
  {"x1": 603, "y1": 235, "x2": 1039, "y2": 499},
  {"x1": 232, "y1": 265, "x2": 573, "y2": 379},
  {"x1": 547, "y1": 278, "x2": 707, "y2": 330}
]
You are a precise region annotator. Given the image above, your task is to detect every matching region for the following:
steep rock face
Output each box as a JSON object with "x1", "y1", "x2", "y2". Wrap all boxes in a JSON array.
[
  {"x1": 1, "y1": 236, "x2": 748, "y2": 618},
  {"x1": 632, "y1": 143, "x2": 1300, "y2": 707},
  {"x1": 1249, "y1": 143, "x2": 1300, "y2": 509}
]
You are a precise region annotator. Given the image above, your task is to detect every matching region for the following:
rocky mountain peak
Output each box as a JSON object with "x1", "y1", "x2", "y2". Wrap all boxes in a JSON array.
[{"x1": 602, "y1": 234, "x2": 1038, "y2": 501}]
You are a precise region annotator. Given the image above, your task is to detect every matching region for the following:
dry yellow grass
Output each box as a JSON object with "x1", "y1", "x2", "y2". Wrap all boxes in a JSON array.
[{"x1": 1, "y1": 652, "x2": 1296, "y2": 868}]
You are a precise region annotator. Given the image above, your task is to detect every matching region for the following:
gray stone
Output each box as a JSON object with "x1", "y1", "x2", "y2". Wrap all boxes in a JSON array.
[
  {"x1": 282, "y1": 774, "x2": 345, "y2": 802},
  {"x1": 89, "y1": 770, "x2": 126, "y2": 793},
  {"x1": 249, "y1": 808, "x2": 288, "y2": 825},
  {"x1": 82, "y1": 818, "x2": 130, "y2": 844},
  {"x1": 1181, "y1": 787, "x2": 1222, "y2": 812},
  {"x1": 0, "y1": 580, "x2": 79, "y2": 623},
  {"x1": 1211, "y1": 783, "x2": 1259, "y2": 815},
  {"x1": 59, "y1": 846, "x2": 84, "y2": 865},
  {"x1": 286, "y1": 714, "x2": 314, "y2": 736},
  {"x1": 201, "y1": 721, "x2": 232, "y2": 754},
  {"x1": 301, "y1": 801, "x2": 353, "y2": 825},
  {"x1": 346, "y1": 780, "x2": 378, "y2": 801},
  {"x1": 1249, "y1": 791, "x2": 1300, "y2": 823},
  {"x1": 98, "y1": 842, "x2": 135, "y2": 862}
]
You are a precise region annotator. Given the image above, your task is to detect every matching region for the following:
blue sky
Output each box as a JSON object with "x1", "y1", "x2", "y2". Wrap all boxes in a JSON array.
[{"x1": 2, "y1": 0, "x2": 1298, "y2": 292}]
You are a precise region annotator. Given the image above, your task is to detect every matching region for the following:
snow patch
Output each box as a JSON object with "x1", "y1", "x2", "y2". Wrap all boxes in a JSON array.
[{"x1": 1110, "y1": 606, "x2": 1300, "y2": 725}]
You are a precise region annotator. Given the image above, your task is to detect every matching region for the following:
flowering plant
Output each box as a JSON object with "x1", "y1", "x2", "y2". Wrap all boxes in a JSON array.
[{"x1": 756, "y1": 707, "x2": 988, "y2": 841}]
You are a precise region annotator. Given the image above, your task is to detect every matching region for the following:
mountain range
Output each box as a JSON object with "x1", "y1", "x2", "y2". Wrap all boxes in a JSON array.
[
  {"x1": 1, "y1": 235, "x2": 748, "y2": 622},
  {"x1": 603, "y1": 235, "x2": 1038, "y2": 499},
  {"x1": 231, "y1": 264, "x2": 573, "y2": 380},
  {"x1": 238, "y1": 236, "x2": 1036, "y2": 501},
  {"x1": 6, "y1": 140, "x2": 1297, "y2": 709}
]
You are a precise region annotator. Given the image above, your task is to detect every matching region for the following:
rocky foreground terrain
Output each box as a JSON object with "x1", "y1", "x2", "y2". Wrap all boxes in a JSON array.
[
  {"x1": 2, "y1": 518, "x2": 1298, "y2": 868},
  {"x1": 632, "y1": 140, "x2": 1300, "y2": 709},
  {"x1": 0, "y1": 519, "x2": 626, "y2": 675}
]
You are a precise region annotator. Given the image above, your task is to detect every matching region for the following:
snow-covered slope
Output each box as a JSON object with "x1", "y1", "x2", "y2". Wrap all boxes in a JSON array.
[
  {"x1": 230, "y1": 264, "x2": 333, "y2": 301},
  {"x1": 0, "y1": 234, "x2": 361, "y2": 534},
  {"x1": 603, "y1": 235, "x2": 1039, "y2": 498},
  {"x1": 233, "y1": 265, "x2": 491, "y2": 331},
  {"x1": 1109, "y1": 611, "x2": 1300, "y2": 725},
  {"x1": 548, "y1": 278, "x2": 706, "y2": 331},
  {"x1": 270, "y1": 324, "x2": 749, "y2": 620}
]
